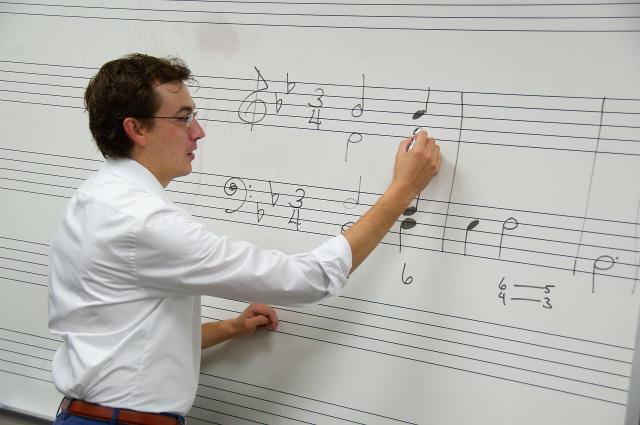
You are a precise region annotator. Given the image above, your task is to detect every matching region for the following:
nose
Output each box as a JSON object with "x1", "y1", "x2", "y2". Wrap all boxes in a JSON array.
[{"x1": 190, "y1": 117, "x2": 205, "y2": 141}]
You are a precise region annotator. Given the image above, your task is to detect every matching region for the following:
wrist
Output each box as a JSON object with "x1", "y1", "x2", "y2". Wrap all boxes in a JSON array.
[
  {"x1": 383, "y1": 182, "x2": 415, "y2": 210},
  {"x1": 224, "y1": 318, "x2": 242, "y2": 339}
]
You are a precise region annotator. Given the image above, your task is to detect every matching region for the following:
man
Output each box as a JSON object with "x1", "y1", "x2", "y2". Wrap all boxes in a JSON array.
[{"x1": 49, "y1": 54, "x2": 441, "y2": 424}]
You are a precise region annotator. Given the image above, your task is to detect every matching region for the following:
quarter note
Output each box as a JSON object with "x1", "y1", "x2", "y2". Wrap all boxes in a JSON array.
[
  {"x1": 412, "y1": 86, "x2": 431, "y2": 120},
  {"x1": 399, "y1": 204, "x2": 418, "y2": 253},
  {"x1": 464, "y1": 219, "x2": 480, "y2": 256},
  {"x1": 404, "y1": 191, "x2": 422, "y2": 216}
]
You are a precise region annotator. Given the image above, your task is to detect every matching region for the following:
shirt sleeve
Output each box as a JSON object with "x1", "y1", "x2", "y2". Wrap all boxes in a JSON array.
[{"x1": 133, "y1": 206, "x2": 352, "y2": 306}]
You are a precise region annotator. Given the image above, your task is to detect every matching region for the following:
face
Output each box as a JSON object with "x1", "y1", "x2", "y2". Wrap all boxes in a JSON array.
[{"x1": 138, "y1": 81, "x2": 205, "y2": 187}]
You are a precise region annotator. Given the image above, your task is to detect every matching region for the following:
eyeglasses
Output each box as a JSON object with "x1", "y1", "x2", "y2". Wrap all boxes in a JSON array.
[{"x1": 145, "y1": 111, "x2": 198, "y2": 128}]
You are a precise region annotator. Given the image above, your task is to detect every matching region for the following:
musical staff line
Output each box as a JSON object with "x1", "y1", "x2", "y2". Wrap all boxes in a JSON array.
[
  {"x1": 241, "y1": 305, "x2": 632, "y2": 374},
  {"x1": 2, "y1": 1, "x2": 640, "y2": 20},
  {"x1": 1, "y1": 1, "x2": 640, "y2": 32},
  {"x1": 2, "y1": 177, "x2": 639, "y2": 279},
  {"x1": 6, "y1": 87, "x2": 640, "y2": 143},
  {"x1": 0, "y1": 322, "x2": 415, "y2": 424},
  {"x1": 201, "y1": 373, "x2": 416, "y2": 424},
  {"x1": 2, "y1": 97, "x2": 639, "y2": 158},
  {"x1": 0, "y1": 368, "x2": 52, "y2": 384},
  {"x1": 1, "y1": 278, "x2": 632, "y2": 407},
  {"x1": 5, "y1": 186, "x2": 640, "y2": 290},
  {"x1": 4, "y1": 264, "x2": 630, "y2": 357},
  {"x1": 1, "y1": 3, "x2": 639, "y2": 421},
  {"x1": 5, "y1": 164, "x2": 637, "y2": 251},
  {"x1": 4, "y1": 252, "x2": 634, "y2": 359},
  {"x1": 197, "y1": 385, "x2": 364, "y2": 425},
  {"x1": 161, "y1": 1, "x2": 640, "y2": 7},
  {"x1": 5, "y1": 284, "x2": 634, "y2": 398},
  {"x1": 198, "y1": 382, "x2": 406, "y2": 425},
  {"x1": 212, "y1": 302, "x2": 631, "y2": 366},
  {"x1": 201, "y1": 312, "x2": 629, "y2": 406},
  {"x1": 195, "y1": 393, "x2": 315, "y2": 425},
  {"x1": 184, "y1": 414, "x2": 221, "y2": 425},
  {"x1": 3, "y1": 66, "x2": 640, "y2": 112},
  {"x1": 2, "y1": 148, "x2": 640, "y2": 284},
  {"x1": 2, "y1": 63, "x2": 639, "y2": 160},
  {"x1": 1, "y1": 146, "x2": 639, "y2": 228},
  {"x1": 0, "y1": 325, "x2": 408, "y2": 424},
  {"x1": 2, "y1": 259, "x2": 628, "y2": 351},
  {"x1": 3, "y1": 58, "x2": 640, "y2": 102},
  {"x1": 0, "y1": 347, "x2": 50, "y2": 362}
]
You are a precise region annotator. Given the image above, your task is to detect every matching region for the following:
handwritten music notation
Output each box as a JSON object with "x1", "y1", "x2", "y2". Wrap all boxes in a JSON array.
[
  {"x1": 1, "y1": 60, "x2": 640, "y2": 159},
  {"x1": 1, "y1": 68, "x2": 640, "y2": 420},
  {"x1": 0, "y1": 145, "x2": 638, "y2": 296},
  {"x1": 1, "y1": 61, "x2": 640, "y2": 293},
  {"x1": 0, "y1": 237, "x2": 635, "y2": 409},
  {"x1": 1, "y1": 1, "x2": 640, "y2": 32}
]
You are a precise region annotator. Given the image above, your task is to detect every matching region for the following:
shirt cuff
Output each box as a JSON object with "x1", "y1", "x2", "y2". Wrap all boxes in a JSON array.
[{"x1": 310, "y1": 234, "x2": 352, "y2": 297}]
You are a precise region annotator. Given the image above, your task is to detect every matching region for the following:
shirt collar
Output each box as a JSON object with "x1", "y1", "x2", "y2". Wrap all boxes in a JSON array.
[{"x1": 101, "y1": 158, "x2": 170, "y2": 202}]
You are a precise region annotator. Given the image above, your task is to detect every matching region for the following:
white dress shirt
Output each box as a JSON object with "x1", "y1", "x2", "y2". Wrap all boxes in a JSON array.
[{"x1": 48, "y1": 158, "x2": 352, "y2": 415}]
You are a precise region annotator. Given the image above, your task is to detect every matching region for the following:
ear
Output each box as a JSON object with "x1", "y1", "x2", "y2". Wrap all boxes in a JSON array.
[{"x1": 122, "y1": 117, "x2": 149, "y2": 148}]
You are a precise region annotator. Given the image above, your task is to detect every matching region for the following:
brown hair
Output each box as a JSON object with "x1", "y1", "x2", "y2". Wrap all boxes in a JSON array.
[{"x1": 84, "y1": 53, "x2": 193, "y2": 159}]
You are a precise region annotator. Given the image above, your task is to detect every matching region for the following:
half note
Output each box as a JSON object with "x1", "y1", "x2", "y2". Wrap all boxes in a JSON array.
[
  {"x1": 499, "y1": 217, "x2": 519, "y2": 258},
  {"x1": 351, "y1": 74, "x2": 365, "y2": 118},
  {"x1": 343, "y1": 176, "x2": 362, "y2": 210},
  {"x1": 592, "y1": 254, "x2": 616, "y2": 294}
]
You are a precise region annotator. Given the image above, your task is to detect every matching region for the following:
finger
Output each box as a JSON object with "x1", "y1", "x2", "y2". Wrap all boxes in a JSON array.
[
  {"x1": 427, "y1": 138, "x2": 439, "y2": 156},
  {"x1": 249, "y1": 303, "x2": 272, "y2": 316},
  {"x1": 249, "y1": 304, "x2": 278, "y2": 329},
  {"x1": 246, "y1": 315, "x2": 270, "y2": 330},
  {"x1": 398, "y1": 138, "x2": 412, "y2": 153},
  {"x1": 411, "y1": 131, "x2": 426, "y2": 150},
  {"x1": 266, "y1": 308, "x2": 279, "y2": 330},
  {"x1": 414, "y1": 128, "x2": 429, "y2": 140}
]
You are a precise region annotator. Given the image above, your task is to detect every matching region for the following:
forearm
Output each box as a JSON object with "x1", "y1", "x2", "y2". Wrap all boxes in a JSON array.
[
  {"x1": 201, "y1": 320, "x2": 238, "y2": 349},
  {"x1": 201, "y1": 304, "x2": 278, "y2": 349},
  {"x1": 343, "y1": 184, "x2": 413, "y2": 273}
]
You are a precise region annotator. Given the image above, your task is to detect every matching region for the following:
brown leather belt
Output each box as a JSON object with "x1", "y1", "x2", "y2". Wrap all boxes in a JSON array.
[{"x1": 62, "y1": 398, "x2": 182, "y2": 425}]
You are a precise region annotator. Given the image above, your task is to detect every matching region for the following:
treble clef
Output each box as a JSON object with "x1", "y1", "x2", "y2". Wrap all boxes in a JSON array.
[
  {"x1": 238, "y1": 66, "x2": 269, "y2": 130},
  {"x1": 223, "y1": 177, "x2": 248, "y2": 213}
]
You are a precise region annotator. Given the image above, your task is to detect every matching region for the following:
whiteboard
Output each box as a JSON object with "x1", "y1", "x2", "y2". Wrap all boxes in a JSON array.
[{"x1": 1, "y1": 1, "x2": 640, "y2": 424}]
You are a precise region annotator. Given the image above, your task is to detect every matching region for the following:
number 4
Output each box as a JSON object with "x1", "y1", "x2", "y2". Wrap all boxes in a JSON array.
[{"x1": 289, "y1": 208, "x2": 301, "y2": 231}]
